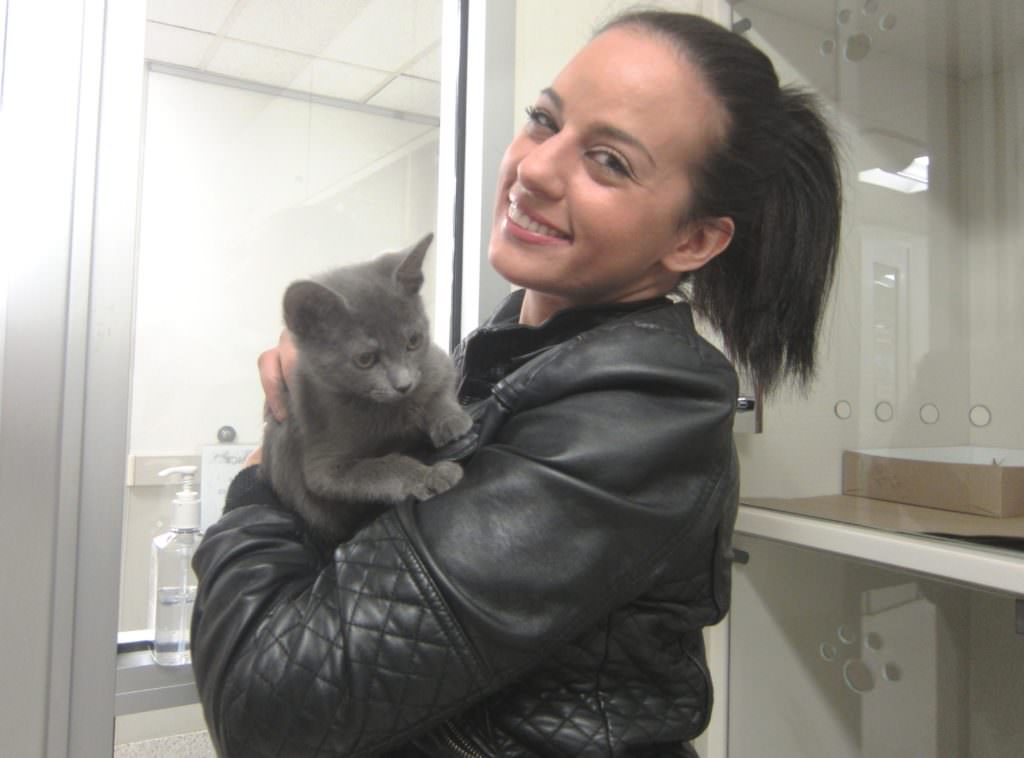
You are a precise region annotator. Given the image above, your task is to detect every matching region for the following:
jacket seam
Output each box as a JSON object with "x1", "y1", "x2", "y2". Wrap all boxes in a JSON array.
[{"x1": 381, "y1": 511, "x2": 494, "y2": 690}]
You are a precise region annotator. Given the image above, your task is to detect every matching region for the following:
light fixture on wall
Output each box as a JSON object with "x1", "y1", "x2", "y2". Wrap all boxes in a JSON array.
[{"x1": 859, "y1": 155, "x2": 929, "y2": 194}]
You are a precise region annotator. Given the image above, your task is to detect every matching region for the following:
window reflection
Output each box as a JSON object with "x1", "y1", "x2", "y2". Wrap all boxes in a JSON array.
[
  {"x1": 733, "y1": 0, "x2": 1024, "y2": 536},
  {"x1": 120, "y1": 1, "x2": 445, "y2": 634}
]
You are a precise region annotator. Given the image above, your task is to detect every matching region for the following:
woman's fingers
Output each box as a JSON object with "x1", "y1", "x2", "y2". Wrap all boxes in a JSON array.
[{"x1": 258, "y1": 330, "x2": 297, "y2": 422}]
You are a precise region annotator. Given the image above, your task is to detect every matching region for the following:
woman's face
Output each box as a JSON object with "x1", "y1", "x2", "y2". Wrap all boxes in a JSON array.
[{"x1": 488, "y1": 27, "x2": 729, "y2": 324}]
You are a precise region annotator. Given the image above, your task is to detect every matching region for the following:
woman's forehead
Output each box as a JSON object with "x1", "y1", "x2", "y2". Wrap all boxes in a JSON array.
[{"x1": 550, "y1": 27, "x2": 725, "y2": 166}]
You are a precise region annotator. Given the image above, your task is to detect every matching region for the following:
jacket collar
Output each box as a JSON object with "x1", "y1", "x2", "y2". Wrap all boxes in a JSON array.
[{"x1": 455, "y1": 289, "x2": 672, "y2": 402}]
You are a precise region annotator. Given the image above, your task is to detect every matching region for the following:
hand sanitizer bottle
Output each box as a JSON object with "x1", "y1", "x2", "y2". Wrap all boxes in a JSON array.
[{"x1": 149, "y1": 465, "x2": 202, "y2": 666}]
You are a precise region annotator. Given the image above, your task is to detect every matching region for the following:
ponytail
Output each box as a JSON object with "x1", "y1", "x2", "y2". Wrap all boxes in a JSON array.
[{"x1": 598, "y1": 12, "x2": 843, "y2": 396}]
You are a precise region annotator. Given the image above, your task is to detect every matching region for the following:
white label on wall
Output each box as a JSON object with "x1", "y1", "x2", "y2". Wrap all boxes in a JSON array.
[{"x1": 200, "y1": 444, "x2": 256, "y2": 531}]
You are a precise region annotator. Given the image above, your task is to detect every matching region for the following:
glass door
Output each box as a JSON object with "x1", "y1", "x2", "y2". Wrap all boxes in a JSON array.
[
  {"x1": 120, "y1": 0, "x2": 447, "y2": 637},
  {"x1": 725, "y1": 1, "x2": 1024, "y2": 754},
  {"x1": 97, "y1": 0, "x2": 459, "y2": 751},
  {"x1": 732, "y1": 0, "x2": 1024, "y2": 552}
]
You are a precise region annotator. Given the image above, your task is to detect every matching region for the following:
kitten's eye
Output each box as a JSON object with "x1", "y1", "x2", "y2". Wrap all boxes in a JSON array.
[
  {"x1": 407, "y1": 333, "x2": 423, "y2": 350},
  {"x1": 353, "y1": 351, "x2": 378, "y2": 369}
]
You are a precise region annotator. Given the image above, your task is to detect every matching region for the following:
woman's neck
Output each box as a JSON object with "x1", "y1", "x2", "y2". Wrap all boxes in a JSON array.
[
  {"x1": 518, "y1": 291, "x2": 569, "y2": 326},
  {"x1": 518, "y1": 287, "x2": 675, "y2": 327}
]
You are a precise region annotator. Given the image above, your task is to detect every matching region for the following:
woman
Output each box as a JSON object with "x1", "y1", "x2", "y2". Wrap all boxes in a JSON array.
[{"x1": 191, "y1": 10, "x2": 841, "y2": 757}]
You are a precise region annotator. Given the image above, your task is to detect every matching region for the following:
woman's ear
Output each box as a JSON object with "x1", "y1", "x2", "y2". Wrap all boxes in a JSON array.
[{"x1": 661, "y1": 217, "x2": 735, "y2": 273}]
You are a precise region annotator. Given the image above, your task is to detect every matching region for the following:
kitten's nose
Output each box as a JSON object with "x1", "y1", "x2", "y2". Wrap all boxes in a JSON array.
[{"x1": 390, "y1": 367, "x2": 413, "y2": 394}]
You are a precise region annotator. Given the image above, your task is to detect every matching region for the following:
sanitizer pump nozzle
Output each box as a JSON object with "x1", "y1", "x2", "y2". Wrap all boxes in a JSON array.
[
  {"x1": 159, "y1": 465, "x2": 200, "y2": 531},
  {"x1": 149, "y1": 465, "x2": 203, "y2": 666}
]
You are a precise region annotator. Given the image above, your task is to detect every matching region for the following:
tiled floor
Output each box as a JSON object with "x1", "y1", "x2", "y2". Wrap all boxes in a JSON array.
[{"x1": 114, "y1": 730, "x2": 216, "y2": 757}]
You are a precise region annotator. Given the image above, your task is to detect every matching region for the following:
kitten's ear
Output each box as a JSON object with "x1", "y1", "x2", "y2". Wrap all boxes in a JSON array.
[
  {"x1": 394, "y1": 233, "x2": 433, "y2": 295},
  {"x1": 283, "y1": 280, "x2": 347, "y2": 342}
]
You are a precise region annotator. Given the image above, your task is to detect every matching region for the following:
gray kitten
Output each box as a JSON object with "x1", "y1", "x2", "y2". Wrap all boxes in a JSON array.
[{"x1": 260, "y1": 233, "x2": 472, "y2": 542}]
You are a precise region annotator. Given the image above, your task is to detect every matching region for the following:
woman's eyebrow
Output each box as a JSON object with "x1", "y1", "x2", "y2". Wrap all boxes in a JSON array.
[{"x1": 539, "y1": 87, "x2": 656, "y2": 170}]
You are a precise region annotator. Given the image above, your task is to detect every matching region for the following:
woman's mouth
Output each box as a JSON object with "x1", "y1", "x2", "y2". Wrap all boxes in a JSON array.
[{"x1": 507, "y1": 200, "x2": 572, "y2": 241}]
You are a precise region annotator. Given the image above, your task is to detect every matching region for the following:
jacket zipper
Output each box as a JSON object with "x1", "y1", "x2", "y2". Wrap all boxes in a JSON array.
[{"x1": 440, "y1": 720, "x2": 487, "y2": 758}]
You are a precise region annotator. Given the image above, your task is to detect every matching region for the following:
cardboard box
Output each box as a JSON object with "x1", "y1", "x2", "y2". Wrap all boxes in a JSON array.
[{"x1": 842, "y1": 447, "x2": 1024, "y2": 518}]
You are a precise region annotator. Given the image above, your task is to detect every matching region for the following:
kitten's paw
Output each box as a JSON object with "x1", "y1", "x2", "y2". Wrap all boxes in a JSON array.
[
  {"x1": 410, "y1": 461, "x2": 463, "y2": 500},
  {"x1": 428, "y1": 409, "x2": 473, "y2": 447}
]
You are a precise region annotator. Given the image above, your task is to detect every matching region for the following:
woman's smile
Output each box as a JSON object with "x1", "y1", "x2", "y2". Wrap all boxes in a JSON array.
[{"x1": 505, "y1": 196, "x2": 572, "y2": 243}]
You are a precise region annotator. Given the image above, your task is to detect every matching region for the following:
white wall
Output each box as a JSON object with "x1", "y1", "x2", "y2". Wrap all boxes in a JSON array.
[
  {"x1": 129, "y1": 71, "x2": 440, "y2": 455},
  {"x1": 119, "y1": 71, "x2": 440, "y2": 630}
]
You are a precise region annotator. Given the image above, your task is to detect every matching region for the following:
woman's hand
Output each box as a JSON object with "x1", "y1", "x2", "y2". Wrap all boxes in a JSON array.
[
  {"x1": 259, "y1": 330, "x2": 298, "y2": 422},
  {"x1": 246, "y1": 331, "x2": 298, "y2": 467}
]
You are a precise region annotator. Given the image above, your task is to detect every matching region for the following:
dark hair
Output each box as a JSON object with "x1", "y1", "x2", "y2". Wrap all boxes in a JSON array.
[{"x1": 598, "y1": 11, "x2": 843, "y2": 396}]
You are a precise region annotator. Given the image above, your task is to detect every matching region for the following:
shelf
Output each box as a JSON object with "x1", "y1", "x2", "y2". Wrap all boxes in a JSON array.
[
  {"x1": 736, "y1": 497, "x2": 1024, "y2": 596},
  {"x1": 115, "y1": 649, "x2": 198, "y2": 716}
]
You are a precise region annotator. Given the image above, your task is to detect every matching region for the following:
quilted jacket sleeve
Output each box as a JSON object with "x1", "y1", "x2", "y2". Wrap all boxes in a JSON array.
[{"x1": 190, "y1": 309, "x2": 738, "y2": 757}]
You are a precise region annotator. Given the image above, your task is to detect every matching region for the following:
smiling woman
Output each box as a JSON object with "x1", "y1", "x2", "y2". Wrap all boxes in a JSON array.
[
  {"x1": 189, "y1": 9, "x2": 841, "y2": 758},
  {"x1": 489, "y1": 26, "x2": 734, "y2": 327}
]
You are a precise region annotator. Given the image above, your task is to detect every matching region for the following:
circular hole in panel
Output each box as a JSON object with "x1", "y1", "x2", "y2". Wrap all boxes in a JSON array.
[
  {"x1": 882, "y1": 662, "x2": 903, "y2": 682},
  {"x1": 879, "y1": 12, "x2": 898, "y2": 31},
  {"x1": 838, "y1": 8, "x2": 853, "y2": 24},
  {"x1": 845, "y1": 33, "x2": 873, "y2": 61},
  {"x1": 843, "y1": 659, "x2": 875, "y2": 693},
  {"x1": 837, "y1": 624, "x2": 857, "y2": 645},
  {"x1": 820, "y1": 643, "x2": 837, "y2": 662},
  {"x1": 732, "y1": 17, "x2": 753, "y2": 34},
  {"x1": 969, "y1": 404, "x2": 992, "y2": 427},
  {"x1": 863, "y1": 0, "x2": 880, "y2": 13},
  {"x1": 821, "y1": 39, "x2": 836, "y2": 56},
  {"x1": 874, "y1": 401, "x2": 894, "y2": 422},
  {"x1": 919, "y1": 403, "x2": 940, "y2": 425},
  {"x1": 834, "y1": 400, "x2": 852, "y2": 419},
  {"x1": 865, "y1": 632, "x2": 884, "y2": 651}
]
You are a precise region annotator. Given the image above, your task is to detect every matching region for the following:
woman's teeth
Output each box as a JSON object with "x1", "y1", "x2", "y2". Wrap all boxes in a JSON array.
[{"x1": 508, "y1": 201, "x2": 569, "y2": 239}]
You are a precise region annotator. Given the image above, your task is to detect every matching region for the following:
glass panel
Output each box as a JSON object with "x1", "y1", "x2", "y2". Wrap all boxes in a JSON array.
[
  {"x1": 732, "y1": 0, "x2": 1024, "y2": 550},
  {"x1": 117, "y1": 0, "x2": 447, "y2": 743},
  {"x1": 729, "y1": 535, "x2": 1024, "y2": 756}
]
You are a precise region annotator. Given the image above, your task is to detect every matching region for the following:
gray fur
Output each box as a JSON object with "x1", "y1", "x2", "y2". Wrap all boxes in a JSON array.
[{"x1": 260, "y1": 233, "x2": 472, "y2": 541}]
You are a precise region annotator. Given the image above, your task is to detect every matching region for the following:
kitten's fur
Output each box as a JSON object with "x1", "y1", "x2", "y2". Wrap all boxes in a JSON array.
[{"x1": 261, "y1": 234, "x2": 472, "y2": 541}]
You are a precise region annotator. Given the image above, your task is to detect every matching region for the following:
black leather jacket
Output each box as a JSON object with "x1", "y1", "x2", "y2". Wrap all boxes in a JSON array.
[{"x1": 191, "y1": 291, "x2": 739, "y2": 757}]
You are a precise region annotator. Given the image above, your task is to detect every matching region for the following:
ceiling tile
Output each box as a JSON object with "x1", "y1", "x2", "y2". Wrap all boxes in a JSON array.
[
  {"x1": 147, "y1": 0, "x2": 239, "y2": 34},
  {"x1": 367, "y1": 75, "x2": 441, "y2": 118},
  {"x1": 295, "y1": 58, "x2": 391, "y2": 102},
  {"x1": 146, "y1": 22, "x2": 215, "y2": 68},
  {"x1": 320, "y1": 0, "x2": 442, "y2": 73},
  {"x1": 206, "y1": 38, "x2": 314, "y2": 90},
  {"x1": 405, "y1": 43, "x2": 441, "y2": 81},
  {"x1": 224, "y1": 0, "x2": 371, "y2": 58}
]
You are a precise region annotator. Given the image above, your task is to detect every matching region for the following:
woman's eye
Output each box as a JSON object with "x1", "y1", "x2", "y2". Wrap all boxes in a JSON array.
[
  {"x1": 590, "y1": 149, "x2": 632, "y2": 178},
  {"x1": 353, "y1": 352, "x2": 377, "y2": 369},
  {"x1": 407, "y1": 333, "x2": 422, "y2": 350},
  {"x1": 524, "y1": 105, "x2": 557, "y2": 133}
]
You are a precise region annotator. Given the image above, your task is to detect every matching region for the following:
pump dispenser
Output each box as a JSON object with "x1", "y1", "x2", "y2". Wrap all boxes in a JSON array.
[{"x1": 149, "y1": 465, "x2": 202, "y2": 666}]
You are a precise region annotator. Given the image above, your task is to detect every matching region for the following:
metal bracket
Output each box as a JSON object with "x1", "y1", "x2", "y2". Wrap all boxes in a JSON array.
[{"x1": 730, "y1": 548, "x2": 751, "y2": 565}]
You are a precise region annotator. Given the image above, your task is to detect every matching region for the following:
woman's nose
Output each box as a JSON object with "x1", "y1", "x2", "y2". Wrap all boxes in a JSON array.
[{"x1": 515, "y1": 133, "x2": 568, "y2": 200}]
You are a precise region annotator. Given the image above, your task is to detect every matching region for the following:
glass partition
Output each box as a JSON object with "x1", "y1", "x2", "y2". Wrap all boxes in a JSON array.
[
  {"x1": 116, "y1": 0, "x2": 449, "y2": 747},
  {"x1": 731, "y1": 0, "x2": 1024, "y2": 550},
  {"x1": 730, "y1": 534, "x2": 1024, "y2": 756},
  {"x1": 725, "y1": 2, "x2": 1024, "y2": 754}
]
